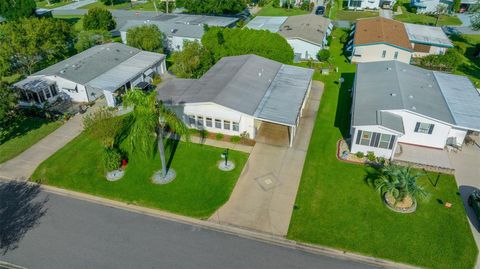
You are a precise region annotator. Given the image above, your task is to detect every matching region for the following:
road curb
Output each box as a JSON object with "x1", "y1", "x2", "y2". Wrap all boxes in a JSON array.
[{"x1": 1, "y1": 178, "x2": 418, "y2": 269}]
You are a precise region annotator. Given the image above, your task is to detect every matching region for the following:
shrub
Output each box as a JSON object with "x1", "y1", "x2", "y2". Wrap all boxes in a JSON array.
[
  {"x1": 215, "y1": 133, "x2": 224, "y2": 140},
  {"x1": 230, "y1": 135, "x2": 241, "y2": 143},
  {"x1": 366, "y1": 151, "x2": 376, "y2": 162},
  {"x1": 126, "y1": 24, "x2": 164, "y2": 53},
  {"x1": 103, "y1": 148, "x2": 122, "y2": 171},
  {"x1": 83, "y1": 7, "x2": 116, "y2": 31},
  {"x1": 317, "y1": 49, "x2": 330, "y2": 62},
  {"x1": 151, "y1": 74, "x2": 162, "y2": 85},
  {"x1": 355, "y1": 151, "x2": 365, "y2": 158}
]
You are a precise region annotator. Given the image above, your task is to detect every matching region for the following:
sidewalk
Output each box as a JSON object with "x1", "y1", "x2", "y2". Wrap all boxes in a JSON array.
[{"x1": 209, "y1": 81, "x2": 323, "y2": 236}]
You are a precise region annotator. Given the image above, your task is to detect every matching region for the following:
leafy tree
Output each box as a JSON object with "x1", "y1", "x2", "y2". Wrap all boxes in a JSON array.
[
  {"x1": 183, "y1": 0, "x2": 247, "y2": 15},
  {"x1": 83, "y1": 107, "x2": 125, "y2": 149},
  {"x1": 374, "y1": 165, "x2": 428, "y2": 204},
  {"x1": 0, "y1": 0, "x2": 36, "y2": 21},
  {"x1": 0, "y1": 18, "x2": 74, "y2": 76},
  {"x1": 418, "y1": 49, "x2": 461, "y2": 72},
  {"x1": 433, "y1": 4, "x2": 448, "y2": 26},
  {"x1": 126, "y1": 25, "x2": 164, "y2": 53},
  {"x1": 201, "y1": 27, "x2": 294, "y2": 64},
  {"x1": 123, "y1": 89, "x2": 189, "y2": 179},
  {"x1": 472, "y1": 13, "x2": 480, "y2": 31},
  {"x1": 83, "y1": 7, "x2": 116, "y2": 31},
  {"x1": 75, "y1": 30, "x2": 112, "y2": 52},
  {"x1": 0, "y1": 83, "x2": 17, "y2": 128},
  {"x1": 317, "y1": 49, "x2": 330, "y2": 62},
  {"x1": 171, "y1": 41, "x2": 214, "y2": 78},
  {"x1": 453, "y1": 0, "x2": 461, "y2": 12},
  {"x1": 99, "y1": 0, "x2": 125, "y2": 6}
]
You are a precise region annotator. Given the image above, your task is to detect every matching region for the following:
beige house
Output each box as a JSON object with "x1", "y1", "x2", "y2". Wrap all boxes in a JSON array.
[{"x1": 348, "y1": 17, "x2": 413, "y2": 64}]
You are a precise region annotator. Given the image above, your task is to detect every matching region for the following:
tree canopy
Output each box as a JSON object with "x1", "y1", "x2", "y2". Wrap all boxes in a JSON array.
[
  {"x1": 83, "y1": 7, "x2": 116, "y2": 31},
  {"x1": 0, "y1": 18, "x2": 74, "y2": 76},
  {"x1": 75, "y1": 30, "x2": 112, "y2": 52},
  {"x1": 0, "y1": 83, "x2": 17, "y2": 128},
  {"x1": 472, "y1": 13, "x2": 480, "y2": 31},
  {"x1": 170, "y1": 41, "x2": 214, "y2": 79},
  {"x1": 0, "y1": 0, "x2": 36, "y2": 21},
  {"x1": 126, "y1": 25, "x2": 164, "y2": 53},
  {"x1": 201, "y1": 27, "x2": 294, "y2": 64},
  {"x1": 181, "y1": 0, "x2": 247, "y2": 15}
]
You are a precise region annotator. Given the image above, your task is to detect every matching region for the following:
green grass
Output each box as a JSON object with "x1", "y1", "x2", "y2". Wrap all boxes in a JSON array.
[
  {"x1": 0, "y1": 117, "x2": 62, "y2": 164},
  {"x1": 256, "y1": 2, "x2": 310, "y2": 16},
  {"x1": 53, "y1": 15, "x2": 84, "y2": 31},
  {"x1": 395, "y1": 0, "x2": 462, "y2": 26},
  {"x1": 79, "y1": 0, "x2": 152, "y2": 10},
  {"x1": 31, "y1": 132, "x2": 249, "y2": 219},
  {"x1": 335, "y1": 10, "x2": 379, "y2": 20},
  {"x1": 36, "y1": 0, "x2": 73, "y2": 9},
  {"x1": 451, "y1": 34, "x2": 480, "y2": 87},
  {"x1": 287, "y1": 28, "x2": 478, "y2": 269}
]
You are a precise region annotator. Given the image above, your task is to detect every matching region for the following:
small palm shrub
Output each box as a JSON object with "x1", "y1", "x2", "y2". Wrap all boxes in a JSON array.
[
  {"x1": 230, "y1": 136, "x2": 241, "y2": 143},
  {"x1": 374, "y1": 165, "x2": 428, "y2": 204}
]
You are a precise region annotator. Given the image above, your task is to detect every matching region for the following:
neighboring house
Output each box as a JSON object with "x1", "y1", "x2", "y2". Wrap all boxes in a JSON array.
[
  {"x1": 158, "y1": 54, "x2": 314, "y2": 147},
  {"x1": 119, "y1": 14, "x2": 238, "y2": 52},
  {"x1": 346, "y1": 0, "x2": 396, "y2": 9},
  {"x1": 14, "y1": 43, "x2": 166, "y2": 108},
  {"x1": 410, "y1": 0, "x2": 451, "y2": 13},
  {"x1": 348, "y1": 17, "x2": 453, "y2": 63},
  {"x1": 245, "y1": 15, "x2": 333, "y2": 61},
  {"x1": 404, "y1": 23, "x2": 453, "y2": 57},
  {"x1": 350, "y1": 60, "x2": 480, "y2": 160},
  {"x1": 349, "y1": 17, "x2": 413, "y2": 64}
]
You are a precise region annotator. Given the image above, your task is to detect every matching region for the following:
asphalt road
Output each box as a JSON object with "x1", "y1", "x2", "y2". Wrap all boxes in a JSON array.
[{"x1": 0, "y1": 181, "x2": 378, "y2": 269}]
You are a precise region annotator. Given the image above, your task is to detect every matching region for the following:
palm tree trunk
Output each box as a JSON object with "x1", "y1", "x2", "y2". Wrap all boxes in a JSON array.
[{"x1": 157, "y1": 126, "x2": 167, "y2": 177}]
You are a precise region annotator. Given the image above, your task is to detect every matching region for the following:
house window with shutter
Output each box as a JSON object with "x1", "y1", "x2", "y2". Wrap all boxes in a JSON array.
[{"x1": 414, "y1": 122, "x2": 434, "y2": 134}]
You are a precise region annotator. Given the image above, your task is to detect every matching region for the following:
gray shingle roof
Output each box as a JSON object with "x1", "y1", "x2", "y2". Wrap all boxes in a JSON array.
[
  {"x1": 159, "y1": 55, "x2": 313, "y2": 126},
  {"x1": 244, "y1": 16, "x2": 288, "y2": 33},
  {"x1": 353, "y1": 61, "x2": 480, "y2": 131},
  {"x1": 120, "y1": 20, "x2": 205, "y2": 39},
  {"x1": 278, "y1": 14, "x2": 332, "y2": 45}
]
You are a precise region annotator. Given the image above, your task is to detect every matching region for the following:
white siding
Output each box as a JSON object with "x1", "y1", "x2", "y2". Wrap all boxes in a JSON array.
[
  {"x1": 351, "y1": 44, "x2": 412, "y2": 64},
  {"x1": 46, "y1": 76, "x2": 90, "y2": 102},
  {"x1": 447, "y1": 128, "x2": 467, "y2": 147},
  {"x1": 350, "y1": 125, "x2": 398, "y2": 159},
  {"x1": 347, "y1": 0, "x2": 381, "y2": 9},
  {"x1": 286, "y1": 38, "x2": 322, "y2": 60},
  {"x1": 412, "y1": 44, "x2": 448, "y2": 58},
  {"x1": 121, "y1": 31, "x2": 199, "y2": 52}
]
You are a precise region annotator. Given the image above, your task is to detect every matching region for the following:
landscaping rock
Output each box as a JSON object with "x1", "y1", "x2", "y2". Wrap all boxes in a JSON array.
[
  {"x1": 152, "y1": 169, "x2": 176, "y2": 184},
  {"x1": 218, "y1": 160, "x2": 235, "y2": 171},
  {"x1": 106, "y1": 169, "x2": 125, "y2": 181}
]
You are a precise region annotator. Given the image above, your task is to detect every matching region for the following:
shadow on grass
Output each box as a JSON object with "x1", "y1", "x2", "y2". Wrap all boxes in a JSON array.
[
  {"x1": 0, "y1": 117, "x2": 50, "y2": 144},
  {"x1": 165, "y1": 135, "x2": 180, "y2": 171},
  {"x1": 334, "y1": 72, "x2": 355, "y2": 139},
  {"x1": 0, "y1": 181, "x2": 48, "y2": 254}
]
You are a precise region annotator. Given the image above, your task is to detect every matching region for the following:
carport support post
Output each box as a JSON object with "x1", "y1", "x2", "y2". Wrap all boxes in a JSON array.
[{"x1": 289, "y1": 126, "x2": 296, "y2": 147}]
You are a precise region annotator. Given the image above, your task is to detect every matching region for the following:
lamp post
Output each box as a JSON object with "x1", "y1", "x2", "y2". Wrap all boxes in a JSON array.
[{"x1": 223, "y1": 149, "x2": 229, "y2": 166}]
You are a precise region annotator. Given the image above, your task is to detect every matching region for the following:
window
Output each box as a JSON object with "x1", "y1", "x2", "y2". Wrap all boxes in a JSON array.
[
  {"x1": 349, "y1": 0, "x2": 362, "y2": 7},
  {"x1": 414, "y1": 122, "x2": 434, "y2": 134},
  {"x1": 50, "y1": 85, "x2": 58, "y2": 96},
  {"x1": 223, "y1": 120, "x2": 231, "y2": 130},
  {"x1": 188, "y1": 115, "x2": 196, "y2": 127},
  {"x1": 233, "y1": 122, "x2": 239, "y2": 132},
  {"x1": 378, "y1": 134, "x2": 392, "y2": 149},
  {"x1": 215, "y1": 119, "x2": 222, "y2": 129},
  {"x1": 206, "y1": 117, "x2": 212, "y2": 127},
  {"x1": 197, "y1": 116, "x2": 203, "y2": 127},
  {"x1": 44, "y1": 88, "x2": 51, "y2": 99},
  {"x1": 394, "y1": 51, "x2": 398, "y2": 60},
  {"x1": 360, "y1": 131, "x2": 372, "y2": 146},
  {"x1": 381, "y1": 50, "x2": 386, "y2": 58}
]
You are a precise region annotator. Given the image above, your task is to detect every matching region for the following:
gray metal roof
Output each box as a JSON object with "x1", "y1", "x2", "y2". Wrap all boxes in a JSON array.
[
  {"x1": 433, "y1": 72, "x2": 480, "y2": 131},
  {"x1": 404, "y1": 23, "x2": 453, "y2": 48},
  {"x1": 159, "y1": 55, "x2": 313, "y2": 126},
  {"x1": 377, "y1": 111, "x2": 405, "y2": 134},
  {"x1": 353, "y1": 61, "x2": 480, "y2": 131},
  {"x1": 278, "y1": 14, "x2": 332, "y2": 45},
  {"x1": 14, "y1": 77, "x2": 55, "y2": 93},
  {"x1": 119, "y1": 13, "x2": 238, "y2": 38},
  {"x1": 244, "y1": 16, "x2": 288, "y2": 33},
  {"x1": 17, "y1": 43, "x2": 165, "y2": 91}
]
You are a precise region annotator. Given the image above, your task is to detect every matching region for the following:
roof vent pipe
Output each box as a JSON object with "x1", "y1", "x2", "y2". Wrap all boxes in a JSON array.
[{"x1": 387, "y1": 67, "x2": 392, "y2": 70}]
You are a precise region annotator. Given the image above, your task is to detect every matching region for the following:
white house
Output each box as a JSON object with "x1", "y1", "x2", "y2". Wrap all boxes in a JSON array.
[
  {"x1": 119, "y1": 14, "x2": 238, "y2": 52},
  {"x1": 346, "y1": 0, "x2": 396, "y2": 9},
  {"x1": 158, "y1": 54, "x2": 314, "y2": 147},
  {"x1": 350, "y1": 60, "x2": 480, "y2": 160},
  {"x1": 245, "y1": 15, "x2": 333, "y2": 61},
  {"x1": 14, "y1": 43, "x2": 166, "y2": 108},
  {"x1": 410, "y1": 0, "x2": 451, "y2": 13},
  {"x1": 404, "y1": 23, "x2": 453, "y2": 57}
]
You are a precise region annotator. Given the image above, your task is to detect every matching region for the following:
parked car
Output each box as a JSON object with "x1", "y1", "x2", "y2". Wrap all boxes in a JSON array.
[
  {"x1": 315, "y1": 6, "x2": 325, "y2": 15},
  {"x1": 468, "y1": 190, "x2": 480, "y2": 223}
]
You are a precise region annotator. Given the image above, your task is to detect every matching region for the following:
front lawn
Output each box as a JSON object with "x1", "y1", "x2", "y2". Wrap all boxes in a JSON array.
[
  {"x1": 36, "y1": 0, "x2": 73, "y2": 9},
  {"x1": 0, "y1": 117, "x2": 62, "y2": 164},
  {"x1": 335, "y1": 10, "x2": 378, "y2": 20},
  {"x1": 395, "y1": 0, "x2": 462, "y2": 26},
  {"x1": 452, "y1": 34, "x2": 480, "y2": 87},
  {"x1": 31, "y1": 132, "x2": 248, "y2": 219},
  {"x1": 287, "y1": 28, "x2": 477, "y2": 269},
  {"x1": 256, "y1": 2, "x2": 310, "y2": 16},
  {"x1": 53, "y1": 15, "x2": 84, "y2": 31}
]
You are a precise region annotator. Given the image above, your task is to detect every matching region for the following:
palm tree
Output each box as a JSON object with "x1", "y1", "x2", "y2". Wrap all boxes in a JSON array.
[
  {"x1": 375, "y1": 165, "x2": 428, "y2": 204},
  {"x1": 123, "y1": 89, "x2": 189, "y2": 181}
]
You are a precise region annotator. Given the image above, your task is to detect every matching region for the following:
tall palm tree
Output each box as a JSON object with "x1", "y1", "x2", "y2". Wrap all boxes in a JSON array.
[
  {"x1": 123, "y1": 89, "x2": 189, "y2": 180},
  {"x1": 375, "y1": 165, "x2": 428, "y2": 203}
]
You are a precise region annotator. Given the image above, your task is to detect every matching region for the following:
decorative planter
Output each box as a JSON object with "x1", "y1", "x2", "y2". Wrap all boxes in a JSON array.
[
  {"x1": 218, "y1": 160, "x2": 235, "y2": 171},
  {"x1": 106, "y1": 169, "x2": 125, "y2": 181},
  {"x1": 383, "y1": 193, "x2": 417, "y2": 213}
]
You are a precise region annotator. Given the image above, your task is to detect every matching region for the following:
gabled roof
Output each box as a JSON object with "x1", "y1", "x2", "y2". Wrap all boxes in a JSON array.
[
  {"x1": 404, "y1": 23, "x2": 453, "y2": 48},
  {"x1": 159, "y1": 55, "x2": 314, "y2": 126},
  {"x1": 277, "y1": 14, "x2": 332, "y2": 45},
  {"x1": 352, "y1": 61, "x2": 480, "y2": 132},
  {"x1": 353, "y1": 17, "x2": 412, "y2": 51}
]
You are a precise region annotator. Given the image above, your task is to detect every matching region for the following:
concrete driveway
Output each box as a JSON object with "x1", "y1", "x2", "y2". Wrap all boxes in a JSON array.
[
  {"x1": 449, "y1": 136, "x2": 480, "y2": 268},
  {"x1": 209, "y1": 81, "x2": 323, "y2": 236}
]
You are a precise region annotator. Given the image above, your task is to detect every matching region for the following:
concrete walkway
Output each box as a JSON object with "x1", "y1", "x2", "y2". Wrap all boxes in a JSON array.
[
  {"x1": 379, "y1": 9, "x2": 393, "y2": 19},
  {"x1": 209, "y1": 81, "x2": 323, "y2": 236},
  {"x1": 449, "y1": 136, "x2": 480, "y2": 269}
]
